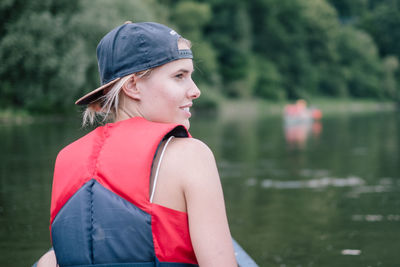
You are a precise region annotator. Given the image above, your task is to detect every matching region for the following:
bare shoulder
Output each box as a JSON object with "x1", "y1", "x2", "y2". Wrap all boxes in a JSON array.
[
  {"x1": 167, "y1": 137, "x2": 217, "y2": 172},
  {"x1": 168, "y1": 137, "x2": 214, "y2": 159},
  {"x1": 161, "y1": 137, "x2": 218, "y2": 187}
]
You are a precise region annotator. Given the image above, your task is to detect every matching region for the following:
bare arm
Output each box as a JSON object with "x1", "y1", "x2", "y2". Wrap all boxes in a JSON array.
[
  {"x1": 168, "y1": 138, "x2": 237, "y2": 266},
  {"x1": 36, "y1": 249, "x2": 57, "y2": 267}
]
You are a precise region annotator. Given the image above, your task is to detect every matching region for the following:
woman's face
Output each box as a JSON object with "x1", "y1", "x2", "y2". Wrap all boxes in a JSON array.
[{"x1": 135, "y1": 52, "x2": 200, "y2": 129}]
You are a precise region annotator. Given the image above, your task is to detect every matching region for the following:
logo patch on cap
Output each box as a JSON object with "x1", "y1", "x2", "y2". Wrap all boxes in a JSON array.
[{"x1": 169, "y1": 30, "x2": 177, "y2": 35}]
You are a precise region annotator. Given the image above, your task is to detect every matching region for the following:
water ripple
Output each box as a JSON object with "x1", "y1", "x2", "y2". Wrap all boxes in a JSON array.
[
  {"x1": 255, "y1": 176, "x2": 365, "y2": 189},
  {"x1": 351, "y1": 214, "x2": 400, "y2": 222}
]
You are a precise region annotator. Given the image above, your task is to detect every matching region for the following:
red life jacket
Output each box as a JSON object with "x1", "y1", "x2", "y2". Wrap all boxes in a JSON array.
[{"x1": 50, "y1": 117, "x2": 198, "y2": 266}]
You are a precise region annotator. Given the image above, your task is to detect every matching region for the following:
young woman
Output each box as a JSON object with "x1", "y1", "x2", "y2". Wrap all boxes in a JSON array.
[{"x1": 36, "y1": 22, "x2": 236, "y2": 267}]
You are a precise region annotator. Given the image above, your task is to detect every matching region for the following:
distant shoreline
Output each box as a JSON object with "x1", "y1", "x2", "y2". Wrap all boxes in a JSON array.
[
  {"x1": 1, "y1": 99, "x2": 398, "y2": 124},
  {"x1": 217, "y1": 98, "x2": 398, "y2": 120}
]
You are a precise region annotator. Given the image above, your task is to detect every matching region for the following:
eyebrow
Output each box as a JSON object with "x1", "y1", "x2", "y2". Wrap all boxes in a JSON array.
[{"x1": 175, "y1": 68, "x2": 194, "y2": 74}]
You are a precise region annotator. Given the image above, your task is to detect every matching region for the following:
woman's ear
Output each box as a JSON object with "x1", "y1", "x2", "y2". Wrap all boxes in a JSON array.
[{"x1": 121, "y1": 75, "x2": 141, "y2": 100}]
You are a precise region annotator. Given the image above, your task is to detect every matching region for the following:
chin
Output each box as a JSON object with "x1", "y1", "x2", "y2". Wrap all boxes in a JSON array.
[{"x1": 180, "y1": 120, "x2": 190, "y2": 129}]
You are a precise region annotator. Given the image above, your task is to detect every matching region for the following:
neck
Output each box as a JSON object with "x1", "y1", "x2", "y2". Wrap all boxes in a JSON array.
[
  {"x1": 116, "y1": 107, "x2": 135, "y2": 122},
  {"x1": 115, "y1": 94, "x2": 144, "y2": 122}
]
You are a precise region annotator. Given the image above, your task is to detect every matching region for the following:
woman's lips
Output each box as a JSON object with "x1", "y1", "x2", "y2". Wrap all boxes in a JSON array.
[{"x1": 180, "y1": 103, "x2": 192, "y2": 117}]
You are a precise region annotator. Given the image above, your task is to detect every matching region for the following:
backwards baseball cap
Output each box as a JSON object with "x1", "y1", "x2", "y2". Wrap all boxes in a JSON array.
[{"x1": 75, "y1": 22, "x2": 193, "y2": 105}]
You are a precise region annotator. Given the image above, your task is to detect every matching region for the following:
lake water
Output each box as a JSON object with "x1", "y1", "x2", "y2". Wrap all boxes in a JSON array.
[{"x1": 0, "y1": 110, "x2": 399, "y2": 266}]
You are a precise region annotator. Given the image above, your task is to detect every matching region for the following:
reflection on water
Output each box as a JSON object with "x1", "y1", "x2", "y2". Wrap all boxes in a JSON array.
[
  {"x1": 352, "y1": 214, "x2": 400, "y2": 222},
  {"x1": 284, "y1": 121, "x2": 322, "y2": 149},
  {"x1": 192, "y1": 110, "x2": 399, "y2": 266},
  {"x1": 341, "y1": 249, "x2": 362, "y2": 256},
  {"x1": 257, "y1": 176, "x2": 365, "y2": 189},
  {"x1": 0, "y1": 111, "x2": 399, "y2": 266},
  {"x1": 283, "y1": 100, "x2": 323, "y2": 149},
  {"x1": 0, "y1": 119, "x2": 86, "y2": 266}
]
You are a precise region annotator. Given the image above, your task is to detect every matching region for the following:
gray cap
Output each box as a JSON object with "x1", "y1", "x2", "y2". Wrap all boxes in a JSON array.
[{"x1": 75, "y1": 22, "x2": 192, "y2": 105}]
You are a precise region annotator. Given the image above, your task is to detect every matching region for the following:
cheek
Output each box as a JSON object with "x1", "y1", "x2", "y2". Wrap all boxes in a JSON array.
[
  {"x1": 143, "y1": 87, "x2": 180, "y2": 116},
  {"x1": 141, "y1": 78, "x2": 184, "y2": 111},
  {"x1": 156, "y1": 84, "x2": 182, "y2": 105}
]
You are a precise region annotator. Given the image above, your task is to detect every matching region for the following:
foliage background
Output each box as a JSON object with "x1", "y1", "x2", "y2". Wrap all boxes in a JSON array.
[{"x1": 1, "y1": 0, "x2": 399, "y2": 113}]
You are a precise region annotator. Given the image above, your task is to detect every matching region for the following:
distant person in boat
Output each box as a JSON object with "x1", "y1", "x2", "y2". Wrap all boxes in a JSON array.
[
  {"x1": 283, "y1": 99, "x2": 323, "y2": 149},
  {"x1": 284, "y1": 99, "x2": 322, "y2": 122},
  {"x1": 36, "y1": 21, "x2": 236, "y2": 267}
]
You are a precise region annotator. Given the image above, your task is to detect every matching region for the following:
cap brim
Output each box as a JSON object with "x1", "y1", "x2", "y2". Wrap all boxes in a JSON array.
[{"x1": 75, "y1": 78, "x2": 121, "y2": 105}]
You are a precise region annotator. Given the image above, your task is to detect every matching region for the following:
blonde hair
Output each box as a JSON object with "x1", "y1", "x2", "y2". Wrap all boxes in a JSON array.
[
  {"x1": 82, "y1": 37, "x2": 192, "y2": 126},
  {"x1": 82, "y1": 70, "x2": 151, "y2": 126}
]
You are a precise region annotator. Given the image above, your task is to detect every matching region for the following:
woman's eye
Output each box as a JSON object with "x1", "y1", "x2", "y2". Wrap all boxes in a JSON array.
[{"x1": 175, "y1": 73, "x2": 184, "y2": 79}]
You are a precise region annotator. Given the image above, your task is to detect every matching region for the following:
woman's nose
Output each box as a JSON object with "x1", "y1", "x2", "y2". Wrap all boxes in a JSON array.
[{"x1": 188, "y1": 79, "x2": 201, "y2": 99}]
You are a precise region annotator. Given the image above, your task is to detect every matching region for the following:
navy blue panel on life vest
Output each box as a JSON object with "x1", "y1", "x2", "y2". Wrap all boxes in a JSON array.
[
  {"x1": 62, "y1": 262, "x2": 198, "y2": 267},
  {"x1": 52, "y1": 179, "x2": 155, "y2": 266}
]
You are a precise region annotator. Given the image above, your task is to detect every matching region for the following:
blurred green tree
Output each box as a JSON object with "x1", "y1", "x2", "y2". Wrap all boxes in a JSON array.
[
  {"x1": 326, "y1": 0, "x2": 368, "y2": 18},
  {"x1": 336, "y1": 26, "x2": 383, "y2": 98},
  {"x1": 253, "y1": 58, "x2": 285, "y2": 100},
  {"x1": 0, "y1": 0, "x2": 83, "y2": 111},
  {"x1": 382, "y1": 56, "x2": 399, "y2": 99},
  {"x1": 205, "y1": 0, "x2": 252, "y2": 98},
  {"x1": 250, "y1": 0, "x2": 342, "y2": 99},
  {"x1": 0, "y1": 0, "x2": 167, "y2": 112},
  {"x1": 360, "y1": 1, "x2": 400, "y2": 58},
  {"x1": 1, "y1": 0, "x2": 399, "y2": 113}
]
